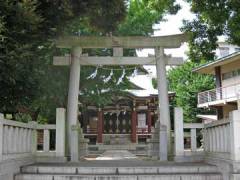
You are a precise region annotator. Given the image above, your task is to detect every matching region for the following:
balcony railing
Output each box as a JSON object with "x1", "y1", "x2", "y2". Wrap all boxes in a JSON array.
[{"x1": 198, "y1": 83, "x2": 240, "y2": 105}]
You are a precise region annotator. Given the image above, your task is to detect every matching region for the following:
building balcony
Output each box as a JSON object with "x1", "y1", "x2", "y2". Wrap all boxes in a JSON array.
[{"x1": 198, "y1": 83, "x2": 240, "y2": 107}]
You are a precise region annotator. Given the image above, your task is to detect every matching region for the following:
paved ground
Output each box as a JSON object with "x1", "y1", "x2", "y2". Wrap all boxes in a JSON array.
[
  {"x1": 30, "y1": 150, "x2": 213, "y2": 167},
  {"x1": 95, "y1": 150, "x2": 137, "y2": 160}
]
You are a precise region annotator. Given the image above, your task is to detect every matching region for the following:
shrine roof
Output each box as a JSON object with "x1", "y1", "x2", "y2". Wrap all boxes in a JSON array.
[{"x1": 127, "y1": 89, "x2": 175, "y2": 98}]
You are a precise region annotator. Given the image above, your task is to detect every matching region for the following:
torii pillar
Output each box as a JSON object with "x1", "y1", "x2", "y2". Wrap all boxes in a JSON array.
[
  {"x1": 155, "y1": 47, "x2": 171, "y2": 161},
  {"x1": 66, "y1": 47, "x2": 81, "y2": 162}
]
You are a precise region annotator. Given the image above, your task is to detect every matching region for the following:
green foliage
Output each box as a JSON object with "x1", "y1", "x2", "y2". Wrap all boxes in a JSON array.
[
  {"x1": 0, "y1": 0, "x2": 45, "y2": 114},
  {"x1": 0, "y1": 0, "x2": 127, "y2": 121},
  {"x1": 118, "y1": 0, "x2": 180, "y2": 35},
  {"x1": 182, "y1": 17, "x2": 220, "y2": 63},
  {"x1": 167, "y1": 62, "x2": 214, "y2": 122},
  {"x1": 15, "y1": 113, "x2": 32, "y2": 123},
  {"x1": 183, "y1": 0, "x2": 240, "y2": 62},
  {"x1": 0, "y1": 0, "x2": 181, "y2": 123}
]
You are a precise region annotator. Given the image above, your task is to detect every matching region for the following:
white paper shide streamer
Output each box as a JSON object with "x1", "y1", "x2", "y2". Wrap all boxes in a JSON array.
[
  {"x1": 86, "y1": 67, "x2": 98, "y2": 79},
  {"x1": 131, "y1": 67, "x2": 138, "y2": 77},
  {"x1": 116, "y1": 69, "x2": 126, "y2": 85},
  {"x1": 103, "y1": 69, "x2": 113, "y2": 83}
]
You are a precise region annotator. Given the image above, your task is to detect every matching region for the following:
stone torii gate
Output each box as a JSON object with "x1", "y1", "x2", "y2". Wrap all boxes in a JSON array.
[{"x1": 54, "y1": 34, "x2": 187, "y2": 162}]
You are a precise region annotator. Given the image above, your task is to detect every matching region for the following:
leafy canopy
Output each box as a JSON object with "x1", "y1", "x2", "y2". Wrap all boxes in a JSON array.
[
  {"x1": 167, "y1": 62, "x2": 214, "y2": 122},
  {"x1": 0, "y1": 0, "x2": 180, "y2": 122},
  {"x1": 183, "y1": 0, "x2": 240, "y2": 62}
]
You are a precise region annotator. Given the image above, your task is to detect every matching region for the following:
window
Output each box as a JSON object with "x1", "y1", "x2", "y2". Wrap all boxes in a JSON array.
[
  {"x1": 222, "y1": 68, "x2": 240, "y2": 80},
  {"x1": 222, "y1": 72, "x2": 232, "y2": 80}
]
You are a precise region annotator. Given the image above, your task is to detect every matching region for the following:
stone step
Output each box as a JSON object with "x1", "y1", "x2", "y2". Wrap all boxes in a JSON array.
[
  {"x1": 21, "y1": 165, "x2": 219, "y2": 175},
  {"x1": 15, "y1": 173, "x2": 222, "y2": 180}
]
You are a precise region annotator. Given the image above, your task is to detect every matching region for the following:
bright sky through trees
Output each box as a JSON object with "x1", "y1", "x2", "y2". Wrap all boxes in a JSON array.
[{"x1": 132, "y1": 0, "x2": 195, "y2": 90}]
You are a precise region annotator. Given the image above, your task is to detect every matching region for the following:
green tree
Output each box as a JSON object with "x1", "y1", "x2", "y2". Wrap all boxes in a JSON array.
[
  {"x1": 118, "y1": 0, "x2": 180, "y2": 35},
  {"x1": 0, "y1": 0, "x2": 181, "y2": 122},
  {"x1": 167, "y1": 62, "x2": 214, "y2": 122},
  {"x1": 152, "y1": 62, "x2": 215, "y2": 122},
  {"x1": 183, "y1": 0, "x2": 240, "y2": 62},
  {"x1": 0, "y1": 0, "x2": 127, "y2": 120}
]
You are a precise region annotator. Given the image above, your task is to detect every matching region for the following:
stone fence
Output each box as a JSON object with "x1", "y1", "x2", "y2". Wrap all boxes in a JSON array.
[
  {"x1": 204, "y1": 118, "x2": 231, "y2": 160},
  {"x1": 0, "y1": 108, "x2": 66, "y2": 180},
  {"x1": 0, "y1": 108, "x2": 66, "y2": 162},
  {"x1": 174, "y1": 107, "x2": 240, "y2": 179},
  {"x1": 174, "y1": 107, "x2": 204, "y2": 162}
]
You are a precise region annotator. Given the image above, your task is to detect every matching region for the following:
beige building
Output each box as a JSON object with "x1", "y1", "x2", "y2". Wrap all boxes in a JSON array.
[{"x1": 194, "y1": 51, "x2": 240, "y2": 120}]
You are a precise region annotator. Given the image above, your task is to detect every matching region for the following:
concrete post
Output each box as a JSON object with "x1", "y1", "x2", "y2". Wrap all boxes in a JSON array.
[
  {"x1": 155, "y1": 47, "x2": 170, "y2": 161},
  {"x1": 0, "y1": 113, "x2": 4, "y2": 162},
  {"x1": 27, "y1": 129, "x2": 32, "y2": 152},
  {"x1": 43, "y1": 129, "x2": 50, "y2": 152},
  {"x1": 67, "y1": 47, "x2": 82, "y2": 162},
  {"x1": 13, "y1": 127, "x2": 18, "y2": 153},
  {"x1": 56, "y1": 108, "x2": 66, "y2": 157},
  {"x1": 174, "y1": 107, "x2": 184, "y2": 159},
  {"x1": 190, "y1": 128, "x2": 197, "y2": 151},
  {"x1": 29, "y1": 121, "x2": 37, "y2": 154},
  {"x1": 230, "y1": 110, "x2": 240, "y2": 161},
  {"x1": 8, "y1": 126, "x2": 13, "y2": 154}
]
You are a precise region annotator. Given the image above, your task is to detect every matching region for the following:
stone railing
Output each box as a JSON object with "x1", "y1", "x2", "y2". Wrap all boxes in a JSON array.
[
  {"x1": 204, "y1": 110, "x2": 240, "y2": 162},
  {"x1": 204, "y1": 119, "x2": 231, "y2": 160},
  {"x1": 35, "y1": 124, "x2": 57, "y2": 156},
  {"x1": 0, "y1": 115, "x2": 35, "y2": 161},
  {"x1": 0, "y1": 108, "x2": 66, "y2": 162},
  {"x1": 174, "y1": 107, "x2": 204, "y2": 162},
  {"x1": 174, "y1": 107, "x2": 240, "y2": 165}
]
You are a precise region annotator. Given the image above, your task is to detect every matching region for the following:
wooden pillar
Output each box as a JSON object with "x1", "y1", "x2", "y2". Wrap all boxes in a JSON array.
[
  {"x1": 131, "y1": 107, "x2": 137, "y2": 143},
  {"x1": 215, "y1": 66, "x2": 223, "y2": 119},
  {"x1": 97, "y1": 109, "x2": 103, "y2": 143},
  {"x1": 215, "y1": 66, "x2": 222, "y2": 89},
  {"x1": 147, "y1": 110, "x2": 152, "y2": 133}
]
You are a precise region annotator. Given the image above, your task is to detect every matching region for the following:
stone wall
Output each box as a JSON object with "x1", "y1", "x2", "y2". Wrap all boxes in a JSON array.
[{"x1": 0, "y1": 156, "x2": 35, "y2": 180}]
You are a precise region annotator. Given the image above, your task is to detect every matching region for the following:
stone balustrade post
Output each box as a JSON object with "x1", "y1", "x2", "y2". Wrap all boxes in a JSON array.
[
  {"x1": 0, "y1": 113, "x2": 4, "y2": 162},
  {"x1": 174, "y1": 107, "x2": 184, "y2": 161},
  {"x1": 190, "y1": 128, "x2": 197, "y2": 151},
  {"x1": 29, "y1": 121, "x2": 37, "y2": 154},
  {"x1": 230, "y1": 110, "x2": 240, "y2": 161},
  {"x1": 43, "y1": 129, "x2": 50, "y2": 152},
  {"x1": 56, "y1": 108, "x2": 66, "y2": 157}
]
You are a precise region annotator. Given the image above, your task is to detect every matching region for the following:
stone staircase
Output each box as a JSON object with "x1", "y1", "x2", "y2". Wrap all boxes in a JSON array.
[{"x1": 15, "y1": 162, "x2": 223, "y2": 180}]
